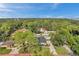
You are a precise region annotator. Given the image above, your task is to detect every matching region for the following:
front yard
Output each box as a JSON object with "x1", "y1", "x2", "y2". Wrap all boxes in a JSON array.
[{"x1": 0, "y1": 47, "x2": 11, "y2": 54}]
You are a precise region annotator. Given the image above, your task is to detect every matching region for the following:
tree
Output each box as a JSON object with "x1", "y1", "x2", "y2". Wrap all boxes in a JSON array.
[{"x1": 71, "y1": 44, "x2": 79, "y2": 55}]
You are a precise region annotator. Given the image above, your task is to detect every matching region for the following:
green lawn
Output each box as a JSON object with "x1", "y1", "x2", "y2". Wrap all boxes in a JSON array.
[
  {"x1": 0, "y1": 47, "x2": 11, "y2": 54},
  {"x1": 55, "y1": 46, "x2": 69, "y2": 56},
  {"x1": 34, "y1": 47, "x2": 51, "y2": 56},
  {"x1": 19, "y1": 46, "x2": 51, "y2": 56}
]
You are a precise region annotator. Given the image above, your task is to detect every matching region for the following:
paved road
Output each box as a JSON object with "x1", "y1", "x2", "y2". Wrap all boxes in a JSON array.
[
  {"x1": 63, "y1": 44, "x2": 73, "y2": 56},
  {"x1": 46, "y1": 40, "x2": 58, "y2": 56}
]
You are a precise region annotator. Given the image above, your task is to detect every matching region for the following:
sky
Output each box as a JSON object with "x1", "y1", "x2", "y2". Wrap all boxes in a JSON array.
[{"x1": 0, "y1": 3, "x2": 79, "y2": 18}]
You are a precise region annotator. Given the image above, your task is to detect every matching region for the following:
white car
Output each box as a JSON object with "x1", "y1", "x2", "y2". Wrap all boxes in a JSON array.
[{"x1": 0, "y1": 42, "x2": 4, "y2": 46}]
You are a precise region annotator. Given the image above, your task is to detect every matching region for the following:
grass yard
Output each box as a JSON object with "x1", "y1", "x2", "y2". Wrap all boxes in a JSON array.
[
  {"x1": 0, "y1": 47, "x2": 11, "y2": 54},
  {"x1": 19, "y1": 46, "x2": 51, "y2": 56},
  {"x1": 35, "y1": 47, "x2": 51, "y2": 56},
  {"x1": 55, "y1": 46, "x2": 69, "y2": 56}
]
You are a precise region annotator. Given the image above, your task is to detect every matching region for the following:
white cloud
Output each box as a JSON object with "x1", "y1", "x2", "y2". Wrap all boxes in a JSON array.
[
  {"x1": 38, "y1": 15, "x2": 66, "y2": 18},
  {"x1": 14, "y1": 5, "x2": 34, "y2": 10},
  {"x1": 0, "y1": 16, "x2": 7, "y2": 18},
  {"x1": 0, "y1": 4, "x2": 6, "y2": 8},
  {"x1": 45, "y1": 16, "x2": 53, "y2": 18},
  {"x1": 13, "y1": 5, "x2": 44, "y2": 10},
  {"x1": 0, "y1": 3, "x2": 14, "y2": 12},
  {"x1": 72, "y1": 16, "x2": 79, "y2": 18},
  {"x1": 55, "y1": 16, "x2": 65, "y2": 18},
  {"x1": 45, "y1": 15, "x2": 65, "y2": 18},
  {"x1": 0, "y1": 8, "x2": 13, "y2": 12},
  {"x1": 38, "y1": 15, "x2": 53, "y2": 18}
]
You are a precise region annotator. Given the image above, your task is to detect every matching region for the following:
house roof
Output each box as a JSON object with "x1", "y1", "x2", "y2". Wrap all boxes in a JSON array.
[
  {"x1": 37, "y1": 36, "x2": 46, "y2": 44},
  {"x1": 4, "y1": 40, "x2": 14, "y2": 45}
]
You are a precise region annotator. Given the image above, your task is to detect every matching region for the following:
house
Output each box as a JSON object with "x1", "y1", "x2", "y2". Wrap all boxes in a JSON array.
[
  {"x1": 36, "y1": 27, "x2": 56, "y2": 45},
  {"x1": 38, "y1": 27, "x2": 47, "y2": 33},
  {"x1": 37, "y1": 36, "x2": 47, "y2": 46},
  {"x1": 1, "y1": 40, "x2": 14, "y2": 48},
  {"x1": 38, "y1": 27, "x2": 56, "y2": 34},
  {"x1": 43, "y1": 31, "x2": 56, "y2": 40}
]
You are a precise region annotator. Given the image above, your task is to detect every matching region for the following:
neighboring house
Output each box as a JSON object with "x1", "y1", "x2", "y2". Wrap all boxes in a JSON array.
[
  {"x1": 4, "y1": 40, "x2": 14, "y2": 48},
  {"x1": 38, "y1": 28, "x2": 47, "y2": 33},
  {"x1": 39, "y1": 27, "x2": 56, "y2": 34},
  {"x1": 0, "y1": 40, "x2": 14, "y2": 48}
]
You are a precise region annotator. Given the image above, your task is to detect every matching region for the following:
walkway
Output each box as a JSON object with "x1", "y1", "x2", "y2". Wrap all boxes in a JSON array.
[
  {"x1": 63, "y1": 44, "x2": 74, "y2": 56},
  {"x1": 9, "y1": 47, "x2": 19, "y2": 54},
  {"x1": 46, "y1": 40, "x2": 58, "y2": 56}
]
